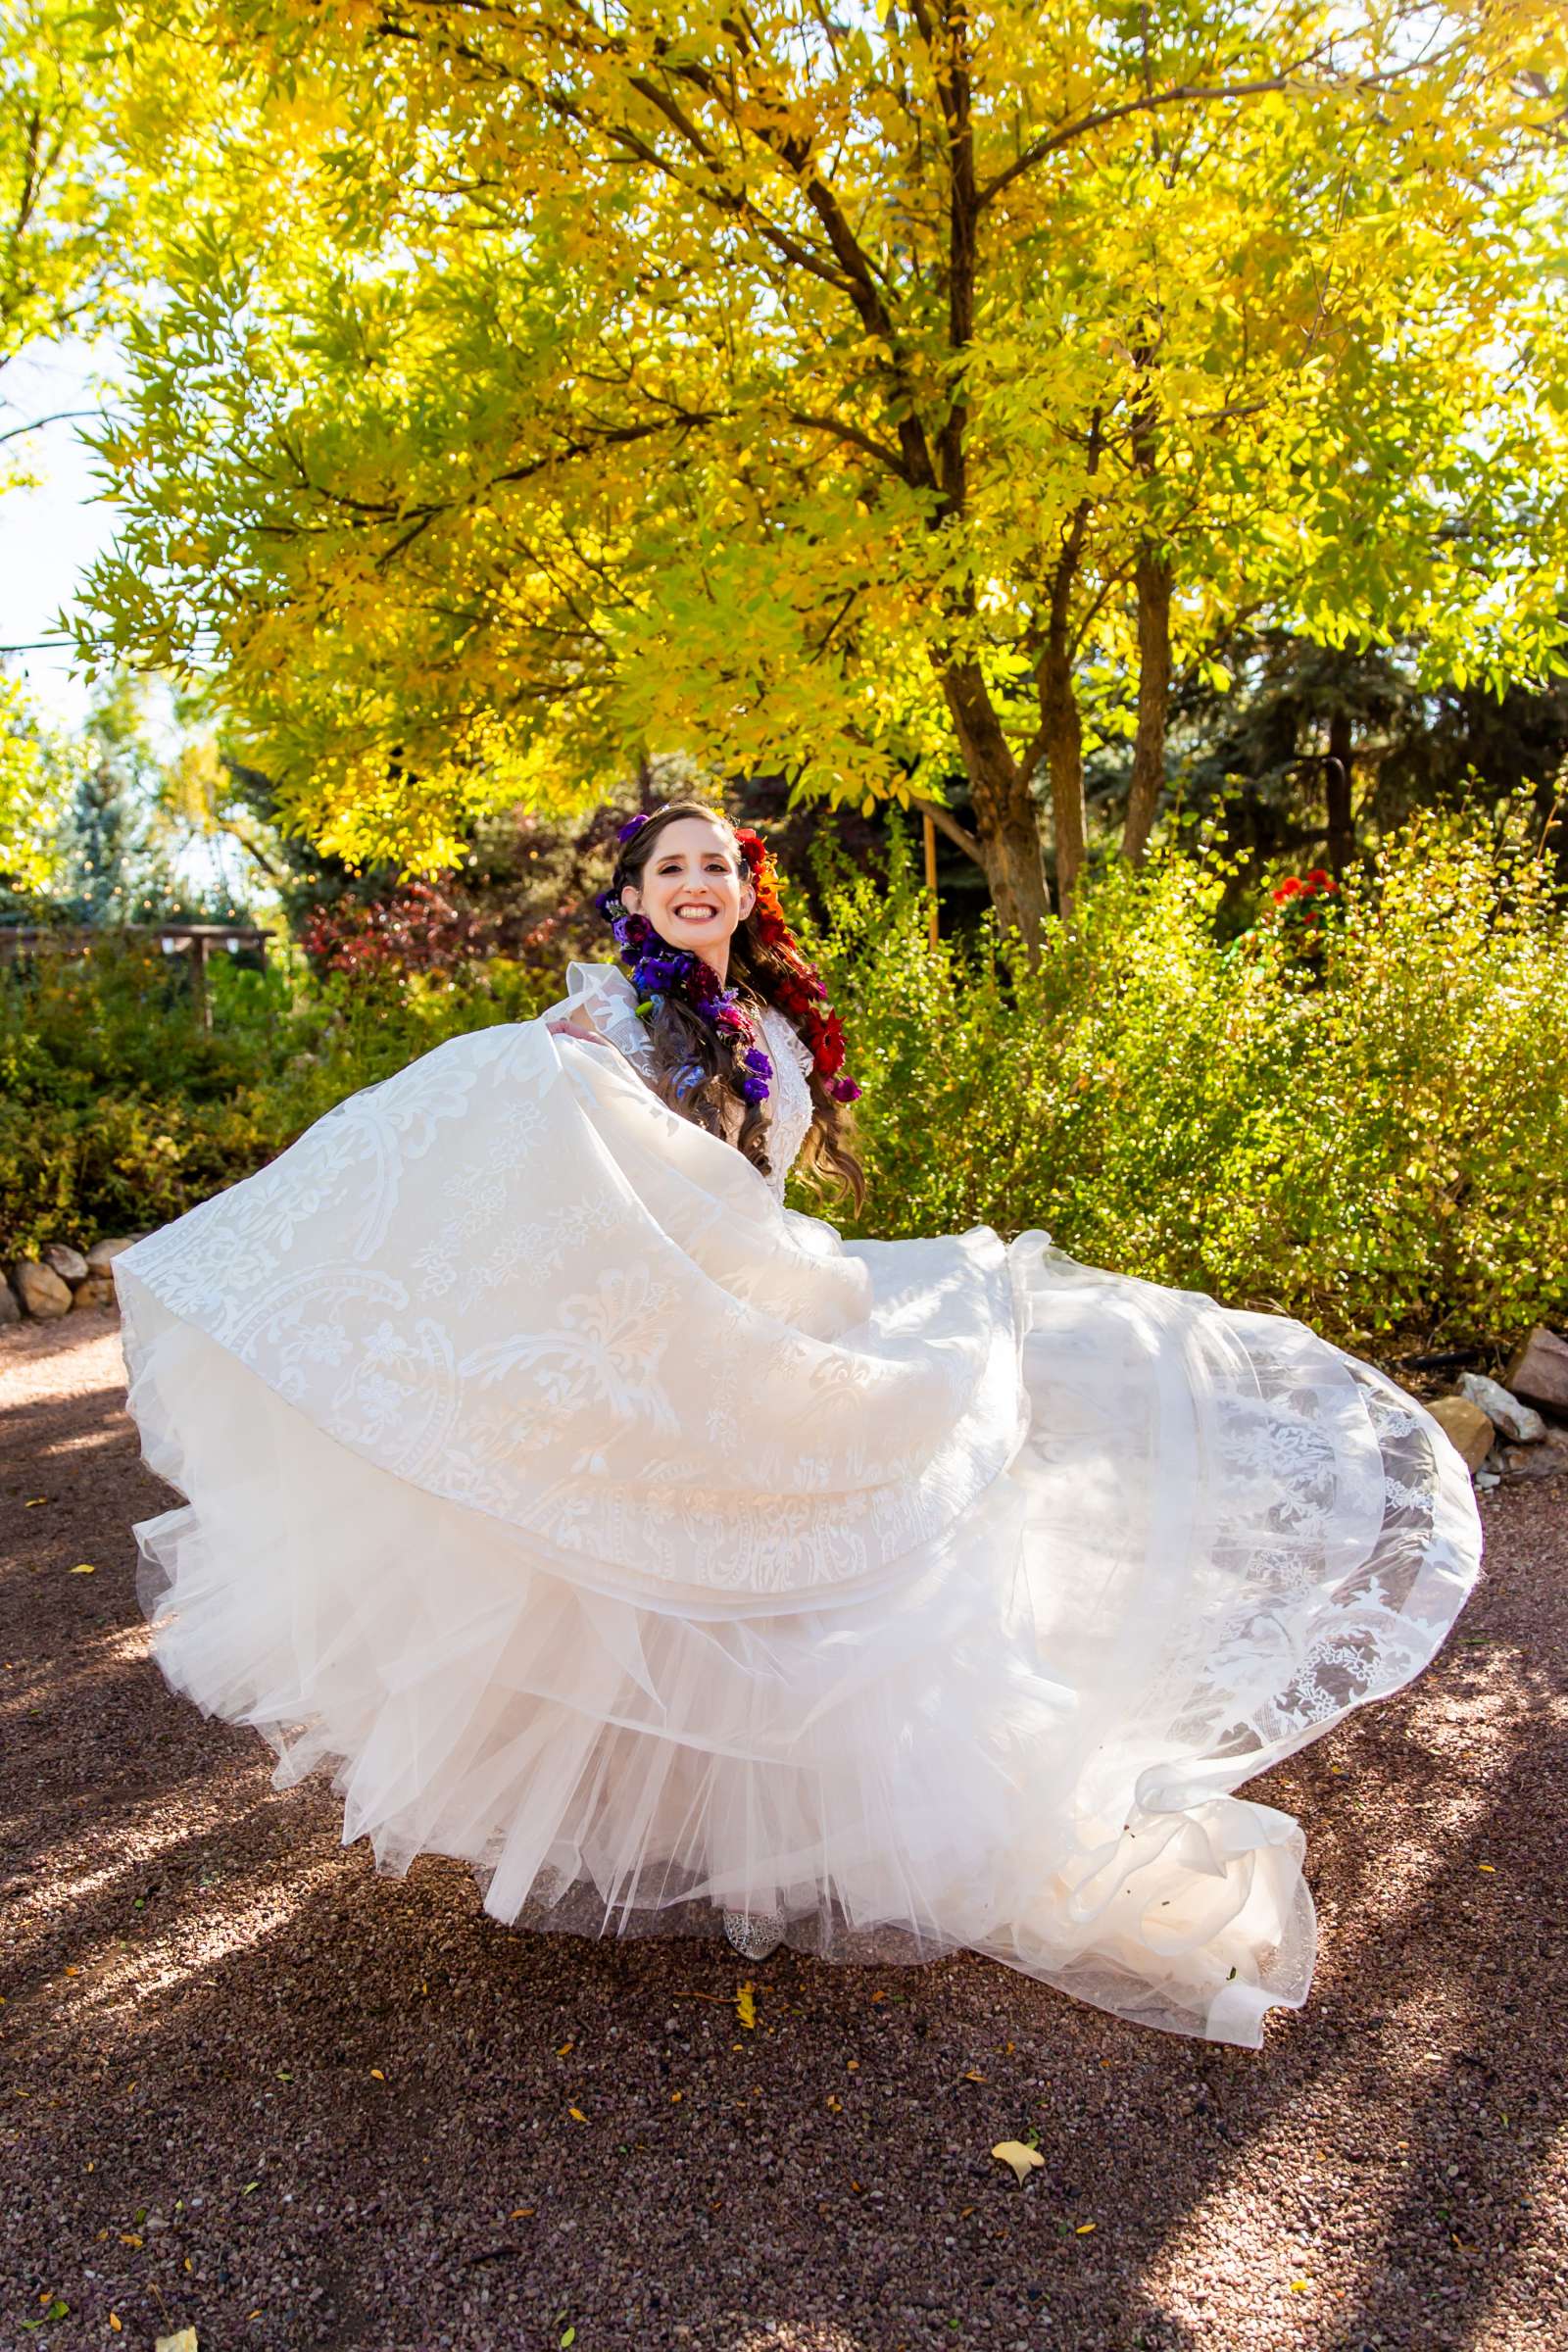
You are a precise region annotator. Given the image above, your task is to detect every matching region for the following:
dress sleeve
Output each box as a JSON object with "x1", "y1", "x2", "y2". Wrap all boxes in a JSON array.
[{"x1": 545, "y1": 960, "x2": 658, "y2": 1074}]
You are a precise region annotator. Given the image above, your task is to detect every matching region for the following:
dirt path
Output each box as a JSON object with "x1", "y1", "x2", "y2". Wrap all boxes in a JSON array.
[{"x1": 3, "y1": 1305, "x2": 1566, "y2": 2352}]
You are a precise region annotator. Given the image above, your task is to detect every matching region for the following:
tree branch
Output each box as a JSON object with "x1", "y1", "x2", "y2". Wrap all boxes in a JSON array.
[{"x1": 974, "y1": 44, "x2": 1453, "y2": 211}]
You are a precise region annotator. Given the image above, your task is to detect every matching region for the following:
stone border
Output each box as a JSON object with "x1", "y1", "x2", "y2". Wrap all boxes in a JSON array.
[{"x1": 0, "y1": 1237, "x2": 142, "y2": 1327}]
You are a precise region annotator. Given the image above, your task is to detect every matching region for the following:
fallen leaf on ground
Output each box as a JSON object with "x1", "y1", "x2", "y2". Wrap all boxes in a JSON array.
[
  {"x1": 736, "y1": 1982, "x2": 757, "y2": 2029},
  {"x1": 155, "y1": 2332, "x2": 200, "y2": 2352},
  {"x1": 69, "y1": 1563, "x2": 97, "y2": 1575},
  {"x1": 567, "y1": 2106, "x2": 588, "y2": 2122},
  {"x1": 1076, "y1": 2222, "x2": 1097, "y2": 2234},
  {"x1": 991, "y1": 2141, "x2": 1045, "y2": 2185}
]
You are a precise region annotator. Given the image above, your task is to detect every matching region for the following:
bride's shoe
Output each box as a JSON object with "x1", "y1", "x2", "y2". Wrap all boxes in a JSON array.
[{"x1": 721, "y1": 1907, "x2": 787, "y2": 1961}]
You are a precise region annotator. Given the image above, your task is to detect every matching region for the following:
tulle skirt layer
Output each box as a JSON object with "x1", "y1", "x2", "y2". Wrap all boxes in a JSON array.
[{"x1": 120, "y1": 1235, "x2": 1481, "y2": 2049}]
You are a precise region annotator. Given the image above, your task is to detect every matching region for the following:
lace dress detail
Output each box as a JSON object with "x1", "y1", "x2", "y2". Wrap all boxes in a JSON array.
[
  {"x1": 552, "y1": 959, "x2": 814, "y2": 1201},
  {"x1": 111, "y1": 954, "x2": 1486, "y2": 2051}
]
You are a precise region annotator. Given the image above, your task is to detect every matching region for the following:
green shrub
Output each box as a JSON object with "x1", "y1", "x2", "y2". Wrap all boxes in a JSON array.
[
  {"x1": 794, "y1": 791, "x2": 1568, "y2": 1356},
  {"x1": 5, "y1": 800, "x2": 1564, "y2": 1364},
  {"x1": 0, "y1": 942, "x2": 562, "y2": 1258}
]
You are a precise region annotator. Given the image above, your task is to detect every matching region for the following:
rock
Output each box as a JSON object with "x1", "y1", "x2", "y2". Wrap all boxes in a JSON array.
[
  {"x1": 86, "y1": 1236, "x2": 139, "y2": 1274},
  {"x1": 1427, "y1": 1395, "x2": 1494, "y2": 1473},
  {"x1": 42, "y1": 1241, "x2": 89, "y2": 1285},
  {"x1": 71, "y1": 1273, "x2": 118, "y2": 1310},
  {"x1": 0, "y1": 1277, "x2": 20, "y2": 1327},
  {"x1": 1502, "y1": 1325, "x2": 1568, "y2": 1416},
  {"x1": 1499, "y1": 1440, "x2": 1568, "y2": 1483},
  {"x1": 1457, "y1": 1371, "x2": 1547, "y2": 1445},
  {"x1": 11, "y1": 1259, "x2": 74, "y2": 1319}
]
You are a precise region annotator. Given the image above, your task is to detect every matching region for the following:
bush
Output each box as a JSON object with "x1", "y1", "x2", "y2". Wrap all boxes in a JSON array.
[
  {"x1": 0, "y1": 939, "x2": 562, "y2": 1258},
  {"x1": 6, "y1": 797, "x2": 1564, "y2": 1364},
  {"x1": 796, "y1": 791, "x2": 1568, "y2": 1356}
]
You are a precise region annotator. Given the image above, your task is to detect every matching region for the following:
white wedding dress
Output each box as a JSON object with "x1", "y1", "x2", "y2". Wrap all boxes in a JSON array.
[{"x1": 115, "y1": 959, "x2": 1483, "y2": 2046}]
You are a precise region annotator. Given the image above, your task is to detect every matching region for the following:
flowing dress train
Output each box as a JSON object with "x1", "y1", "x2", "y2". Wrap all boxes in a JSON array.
[{"x1": 115, "y1": 959, "x2": 1482, "y2": 2046}]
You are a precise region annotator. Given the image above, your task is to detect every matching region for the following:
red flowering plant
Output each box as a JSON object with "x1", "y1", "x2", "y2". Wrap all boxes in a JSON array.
[
  {"x1": 299, "y1": 878, "x2": 493, "y2": 988},
  {"x1": 1261, "y1": 865, "x2": 1344, "y2": 974}
]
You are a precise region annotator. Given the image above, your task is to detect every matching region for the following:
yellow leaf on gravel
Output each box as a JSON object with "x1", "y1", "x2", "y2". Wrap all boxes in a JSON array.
[
  {"x1": 69, "y1": 1563, "x2": 98, "y2": 1575},
  {"x1": 568, "y1": 2106, "x2": 588, "y2": 2122},
  {"x1": 991, "y1": 2141, "x2": 1044, "y2": 2185},
  {"x1": 155, "y1": 2331, "x2": 200, "y2": 2352},
  {"x1": 736, "y1": 1982, "x2": 757, "y2": 2030},
  {"x1": 1076, "y1": 2222, "x2": 1097, "y2": 2234},
  {"x1": 109, "y1": 2319, "x2": 122, "y2": 2333},
  {"x1": 369, "y1": 2069, "x2": 385, "y2": 2081}
]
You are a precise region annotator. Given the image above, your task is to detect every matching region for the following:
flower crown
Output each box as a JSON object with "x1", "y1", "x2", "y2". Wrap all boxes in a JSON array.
[{"x1": 592, "y1": 808, "x2": 861, "y2": 1108}]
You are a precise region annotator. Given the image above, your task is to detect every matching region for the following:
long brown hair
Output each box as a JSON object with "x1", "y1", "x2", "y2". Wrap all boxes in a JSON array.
[{"x1": 610, "y1": 801, "x2": 866, "y2": 1213}]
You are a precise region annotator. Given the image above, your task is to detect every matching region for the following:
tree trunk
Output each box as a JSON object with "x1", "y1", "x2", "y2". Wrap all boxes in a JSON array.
[
  {"x1": 1325, "y1": 708, "x2": 1354, "y2": 877},
  {"x1": 1037, "y1": 638, "x2": 1087, "y2": 921},
  {"x1": 941, "y1": 656, "x2": 1052, "y2": 951},
  {"x1": 1121, "y1": 549, "x2": 1172, "y2": 864}
]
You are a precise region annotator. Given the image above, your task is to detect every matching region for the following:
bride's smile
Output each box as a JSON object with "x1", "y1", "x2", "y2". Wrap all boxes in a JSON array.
[{"x1": 616, "y1": 812, "x2": 757, "y2": 985}]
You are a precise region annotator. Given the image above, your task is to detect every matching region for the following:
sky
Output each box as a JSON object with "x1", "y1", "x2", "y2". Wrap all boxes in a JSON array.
[
  {"x1": 2, "y1": 334, "x2": 259, "y2": 904},
  {"x1": 1, "y1": 334, "x2": 126, "y2": 730}
]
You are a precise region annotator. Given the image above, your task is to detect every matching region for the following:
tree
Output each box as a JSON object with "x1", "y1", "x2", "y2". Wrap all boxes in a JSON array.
[
  {"x1": 0, "y1": 675, "x2": 63, "y2": 894},
  {"x1": 1, "y1": 1, "x2": 147, "y2": 483},
  {"x1": 79, "y1": 0, "x2": 1568, "y2": 945},
  {"x1": 1162, "y1": 626, "x2": 1568, "y2": 901},
  {"x1": 27, "y1": 673, "x2": 263, "y2": 923}
]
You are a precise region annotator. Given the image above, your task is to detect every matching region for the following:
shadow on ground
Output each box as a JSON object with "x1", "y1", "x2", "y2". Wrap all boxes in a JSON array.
[{"x1": 3, "y1": 1311, "x2": 1564, "y2": 2352}]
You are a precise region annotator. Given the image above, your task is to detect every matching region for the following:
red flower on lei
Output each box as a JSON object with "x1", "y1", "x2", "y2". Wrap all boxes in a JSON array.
[{"x1": 733, "y1": 825, "x2": 859, "y2": 1102}]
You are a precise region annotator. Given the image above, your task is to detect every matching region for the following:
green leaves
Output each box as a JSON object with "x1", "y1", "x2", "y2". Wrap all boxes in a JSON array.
[
  {"x1": 806, "y1": 795, "x2": 1568, "y2": 1358},
  {"x1": 58, "y1": 0, "x2": 1568, "y2": 911}
]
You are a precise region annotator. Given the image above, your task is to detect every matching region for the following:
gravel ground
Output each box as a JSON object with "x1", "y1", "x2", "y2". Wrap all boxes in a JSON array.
[{"x1": 3, "y1": 1304, "x2": 1566, "y2": 2352}]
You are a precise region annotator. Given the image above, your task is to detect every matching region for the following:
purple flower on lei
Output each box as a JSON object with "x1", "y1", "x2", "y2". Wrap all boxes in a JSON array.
[{"x1": 592, "y1": 875, "x2": 775, "y2": 1104}]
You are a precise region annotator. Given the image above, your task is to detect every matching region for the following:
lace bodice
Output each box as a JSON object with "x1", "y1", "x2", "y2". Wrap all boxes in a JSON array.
[{"x1": 545, "y1": 960, "x2": 816, "y2": 1203}]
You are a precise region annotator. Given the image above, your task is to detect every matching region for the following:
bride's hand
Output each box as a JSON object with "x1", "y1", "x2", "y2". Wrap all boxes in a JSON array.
[{"x1": 548, "y1": 1015, "x2": 616, "y2": 1049}]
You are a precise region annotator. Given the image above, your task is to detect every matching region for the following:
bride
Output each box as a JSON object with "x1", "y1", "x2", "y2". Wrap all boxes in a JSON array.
[{"x1": 114, "y1": 799, "x2": 1484, "y2": 2047}]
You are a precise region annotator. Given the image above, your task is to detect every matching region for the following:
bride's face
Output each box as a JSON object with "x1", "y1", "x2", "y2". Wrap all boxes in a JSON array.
[{"x1": 619, "y1": 815, "x2": 756, "y2": 952}]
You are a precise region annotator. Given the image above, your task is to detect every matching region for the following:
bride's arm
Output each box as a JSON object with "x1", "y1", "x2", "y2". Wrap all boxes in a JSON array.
[{"x1": 543, "y1": 962, "x2": 658, "y2": 1078}]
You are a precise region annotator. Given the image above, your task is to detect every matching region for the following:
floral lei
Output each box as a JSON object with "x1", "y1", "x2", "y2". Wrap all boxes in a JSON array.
[{"x1": 592, "y1": 810, "x2": 861, "y2": 1107}]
